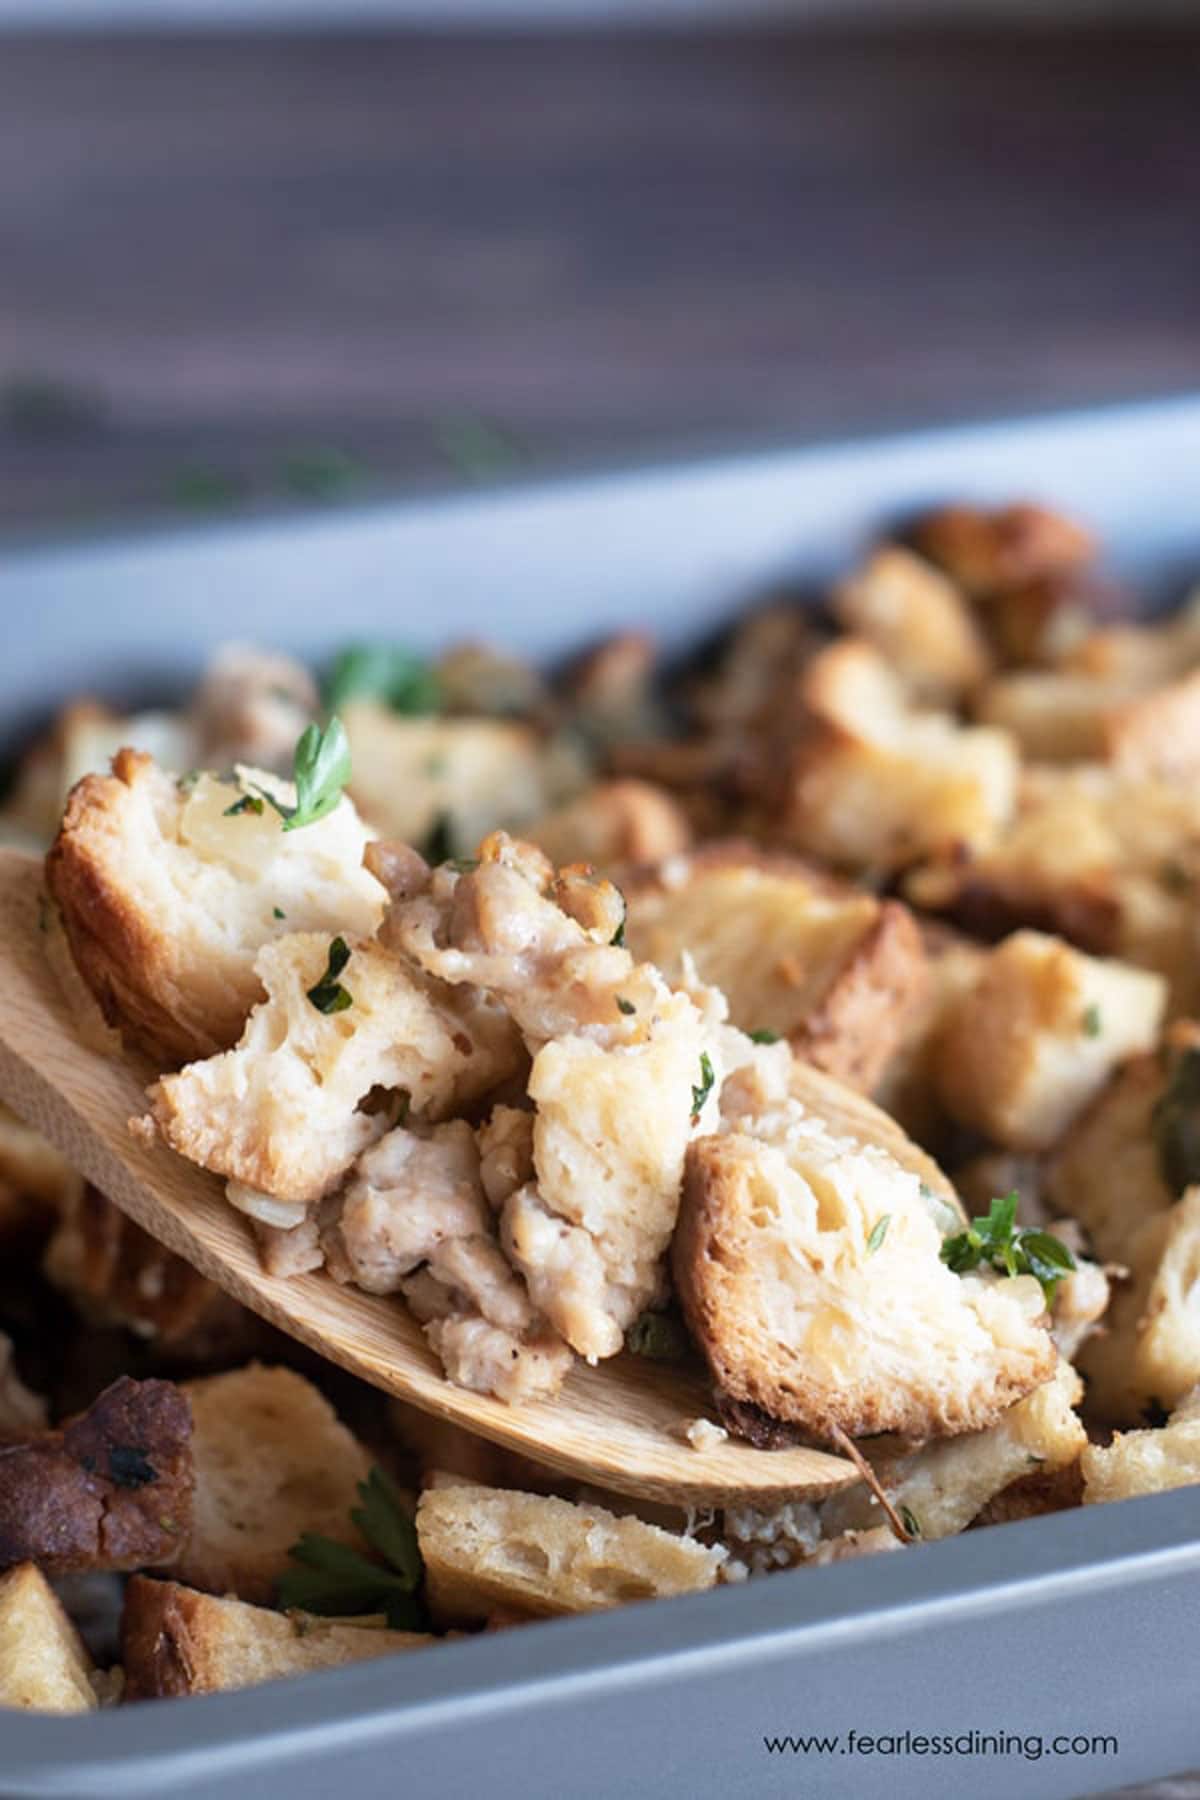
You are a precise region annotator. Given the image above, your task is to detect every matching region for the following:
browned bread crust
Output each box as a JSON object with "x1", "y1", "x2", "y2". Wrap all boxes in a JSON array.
[{"x1": 0, "y1": 1376, "x2": 192, "y2": 1574}]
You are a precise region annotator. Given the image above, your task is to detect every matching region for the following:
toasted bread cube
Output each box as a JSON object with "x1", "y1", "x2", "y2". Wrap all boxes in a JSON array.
[
  {"x1": 912, "y1": 503, "x2": 1095, "y2": 600},
  {"x1": 177, "y1": 1365, "x2": 374, "y2": 1605},
  {"x1": 46, "y1": 749, "x2": 385, "y2": 1064},
  {"x1": 625, "y1": 844, "x2": 926, "y2": 1092},
  {"x1": 0, "y1": 1563, "x2": 97, "y2": 1713},
  {"x1": 1104, "y1": 668, "x2": 1200, "y2": 783},
  {"x1": 933, "y1": 931, "x2": 1166, "y2": 1152},
  {"x1": 780, "y1": 642, "x2": 1017, "y2": 874},
  {"x1": 0, "y1": 1377, "x2": 192, "y2": 1576},
  {"x1": 1044, "y1": 1045, "x2": 1179, "y2": 1263},
  {"x1": 822, "y1": 1358, "x2": 1085, "y2": 1542},
  {"x1": 190, "y1": 643, "x2": 317, "y2": 772},
  {"x1": 673, "y1": 1084, "x2": 1055, "y2": 1444},
  {"x1": 1078, "y1": 1190, "x2": 1200, "y2": 1424},
  {"x1": 122, "y1": 1577, "x2": 431, "y2": 1698},
  {"x1": 871, "y1": 925, "x2": 988, "y2": 1143},
  {"x1": 1082, "y1": 1387, "x2": 1200, "y2": 1503},
  {"x1": 528, "y1": 780, "x2": 690, "y2": 873},
  {"x1": 832, "y1": 545, "x2": 991, "y2": 704},
  {"x1": 416, "y1": 1481, "x2": 725, "y2": 1622},
  {"x1": 147, "y1": 932, "x2": 519, "y2": 1204},
  {"x1": 343, "y1": 702, "x2": 560, "y2": 854},
  {"x1": 974, "y1": 670, "x2": 1139, "y2": 762}
]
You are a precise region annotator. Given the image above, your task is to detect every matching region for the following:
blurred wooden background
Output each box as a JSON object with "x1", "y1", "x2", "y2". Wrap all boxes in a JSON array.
[{"x1": 1, "y1": 24, "x2": 1199, "y2": 529}]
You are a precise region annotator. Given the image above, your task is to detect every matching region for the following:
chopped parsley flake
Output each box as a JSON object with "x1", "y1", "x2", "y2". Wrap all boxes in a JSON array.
[
  {"x1": 866, "y1": 1215, "x2": 891, "y2": 1256},
  {"x1": 1081, "y1": 1003, "x2": 1103, "y2": 1038},
  {"x1": 749, "y1": 1028, "x2": 780, "y2": 1045},
  {"x1": 306, "y1": 936, "x2": 354, "y2": 1015},
  {"x1": 616, "y1": 997, "x2": 636, "y2": 1016},
  {"x1": 224, "y1": 792, "x2": 265, "y2": 817},
  {"x1": 690, "y1": 1051, "x2": 716, "y2": 1125}
]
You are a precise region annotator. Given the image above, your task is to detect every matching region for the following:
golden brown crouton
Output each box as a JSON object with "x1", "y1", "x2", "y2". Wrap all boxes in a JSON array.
[
  {"x1": 177, "y1": 1365, "x2": 373, "y2": 1604},
  {"x1": 871, "y1": 925, "x2": 988, "y2": 1144},
  {"x1": 933, "y1": 931, "x2": 1166, "y2": 1152},
  {"x1": 416, "y1": 1481, "x2": 725, "y2": 1623},
  {"x1": 832, "y1": 545, "x2": 991, "y2": 704},
  {"x1": 0, "y1": 1563, "x2": 97, "y2": 1713},
  {"x1": 1044, "y1": 1043, "x2": 1180, "y2": 1262},
  {"x1": 1104, "y1": 668, "x2": 1200, "y2": 783},
  {"x1": 912, "y1": 502, "x2": 1095, "y2": 600},
  {"x1": 1077, "y1": 1190, "x2": 1200, "y2": 1425},
  {"x1": 625, "y1": 843, "x2": 927, "y2": 1091},
  {"x1": 147, "y1": 931, "x2": 520, "y2": 1205},
  {"x1": 1082, "y1": 1387, "x2": 1200, "y2": 1503},
  {"x1": 973, "y1": 670, "x2": 1141, "y2": 762},
  {"x1": 528, "y1": 780, "x2": 690, "y2": 873},
  {"x1": 777, "y1": 641, "x2": 1018, "y2": 875},
  {"x1": 122, "y1": 1576, "x2": 431, "y2": 1699},
  {"x1": 673, "y1": 1071, "x2": 1055, "y2": 1445},
  {"x1": 46, "y1": 749, "x2": 386, "y2": 1064},
  {"x1": 190, "y1": 643, "x2": 318, "y2": 772},
  {"x1": 0, "y1": 1376, "x2": 192, "y2": 1575}
]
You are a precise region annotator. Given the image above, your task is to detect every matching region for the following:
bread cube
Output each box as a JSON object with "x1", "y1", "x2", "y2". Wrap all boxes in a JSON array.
[
  {"x1": 0, "y1": 1563, "x2": 97, "y2": 1713},
  {"x1": 832, "y1": 545, "x2": 991, "y2": 703},
  {"x1": 528, "y1": 779, "x2": 690, "y2": 872},
  {"x1": 1082, "y1": 1387, "x2": 1200, "y2": 1503},
  {"x1": 1078, "y1": 1190, "x2": 1200, "y2": 1424}
]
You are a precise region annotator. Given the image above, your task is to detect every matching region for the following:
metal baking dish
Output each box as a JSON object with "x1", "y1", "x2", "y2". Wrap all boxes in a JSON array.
[{"x1": 2, "y1": 395, "x2": 1199, "y2": 1800}]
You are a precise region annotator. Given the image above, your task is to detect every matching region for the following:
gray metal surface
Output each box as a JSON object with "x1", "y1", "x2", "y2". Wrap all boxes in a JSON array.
[{"x1": 1, "y1": 394, "x2": 1199, "y2": 1798}]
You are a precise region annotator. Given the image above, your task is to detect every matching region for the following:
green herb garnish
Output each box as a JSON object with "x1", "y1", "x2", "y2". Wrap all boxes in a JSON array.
[
  {"x1": 690, "y1": 1051, "x2": 716, "y2": 1125},
  {"x1": 325, "y1": 645, "x2": 440, "y2": 717},
  {"x1": 611, "y1": 914, "x2": 626, "y2": 948},
  {"x1": 939, "y1": 1193, "x2": 1076, "y2": 1303},
  {"x1": 626, "y1": 1311, "x2": 690, "y2": 1362},
  {"x1": 273, "y1": 907, "x2": 286, "y2": 920},
  {"x1": 1081, "y1": 1003, "x2": 1102, "y2": 1038},
  {"x1": 749, "y1": 1028, "x2": 780, "y2": 1045},
  {"x1": 616, "y1": 997, "x2": 636, "y2": 1016},
  {"x1": 256, "y1": 717, "x2": 352, "y2": 833},
  {"x1": 224, "y1": 792, "x2": 265, "y2": 818},
  {"x1": 277, "y1": 1467, "x2": 424, "y2": 1629},
  {"x1": 866, "y1": 1215, "x2": 891, "y2": 1256},
  {"x1": 306, "y1": 937, "x2": 354, "y2": 1015},
  {"x1": 1153, "y1": 1044, "x2": 1200, "y2": 1196},
  {"x1": 898, "y1": 1505, "x2": 922, "y2": 1541}
]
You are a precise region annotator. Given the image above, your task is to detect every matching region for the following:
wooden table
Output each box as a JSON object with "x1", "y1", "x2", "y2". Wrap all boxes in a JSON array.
[{"x1": 1, "y1": 25, "x2": 1199, "y2": 530}]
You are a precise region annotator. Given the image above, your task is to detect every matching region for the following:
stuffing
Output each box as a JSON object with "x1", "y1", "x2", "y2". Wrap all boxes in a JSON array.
[
  {"x1": 46, "y1": 749, "x2": 386, "y2": 1063},
  {"x1": 121, "y1": 1577, "x2": 431, "y2": 1699},
  {"x1": 1076, "y1": 1190, "x2": 1200, "y2": 1425},
  {"x1": 528, "y1": 779, "x2": 691, "y2": 873},
  {"x1": 176, "y1": 1365, "x2": 374, "y2": 1604},
  {"x1": 323, "y1": 1121, "x2": 571, "y2": 1404},
  {"x1": 820, "y1": 1358, "x2": 1086, "y2": 1543},
  {"x1": 342, "y1": 700, "x2": 570, "y2": 854},
  {"x1": 1104, "y1": 668, "x2": 1200, "y2": 783},
  {"x1": 871, "y1": 925, "x2": 988, "y2": 1144},
  {"x1": 558, "y1": 632, "x2": 663, "y2": 745},
  {"x1": 832, "y1": 545, "x2": 991, "y2": 704},
  {"x1": 382, "y1": 833, "x2": 721, "y2": 1363},
  {"x1": 911, "y1": 502, "x2": 1095, "y2": 601},
  {"x1": 624, "y1": 843, "x2": 927, "y2": 1091},
  {"x1": 0, "y1": 1563, "x2": 98, "y2": 1713},
  {"x1": 0, "y1": 1376, "x2": 193, "y2": 1575},
  {"x1": 686, "y1": 603, "x2": 824, "y2": 735},
  {"x1": 146, "y1": 930, "x2": 521, "y2": 1205},
  {"x1": 0, "y1": 1335, "x2": 46, "y2": 1441},
  {"x1": 986, "y1": 569, "x2": 1118, "y2": 668},
  {"x1": 775, "y1": 640, "x2": 1018, "y2": 875},
  {"x1": 673, "y1": 1052, "x2": 1055, "y2": 1445},
  {"x1": 436, "y1": 641, "x2": 548, "y2": 719},
  {"x1": 973, "y1": 670, "x2": 1143, "y2": 762},
  {"x1": 906, "y1": 764, "x2": 1200, "y2": 1015},
  {"x1": 1082, "y1": 1386, "x2": 1200, "y2": 1503},
  {"x1": 932, "y1": 931, "x2": 1166, "y2": 1152},
  {"x1": 416, "y1": 1480, "x2": 725, "y2": 1622},
  {"x1": 189, "y1": 642, "x2": 318, "y2": 772}
]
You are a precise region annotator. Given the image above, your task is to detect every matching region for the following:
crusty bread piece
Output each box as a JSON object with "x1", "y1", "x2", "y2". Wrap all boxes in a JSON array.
[
  {"x1": 871, "y1": 924, "x2": 988, "y2": 1144},
  {"x1": 933, "y1": 930, "x2": 1166, "y2": 1152},
  {"x1": 528, "y1": 779, "x2": 690, "y2": 873},
  {"x1": 1044, "y1": 1044, "x2": 1179, "y2": 1263},
  {"x1": 147, "y1": 932, "x2": 520, "y2": 1204},
  {"x1": 0, "y1": 1376, "x2": 192, "y2": 1575},
  {"x1": 1104, "y1": 667, "x2": 1200, "y2": 783},
  {"x1": 822, "y1": 1357, "x2": 1085, "y2": 1542},
  {"x1": 46, "y1": 750, "x2": 386, "y2": 1064},
  {"x1": 343, "y1": 701, "x2": 561, "y2": 852},
  {"x1": 1077, "y1": 1189, "x2": 1200, "y2": 1425},
  {"x1": 177, "y1": 1365, "x2": 374, "y2": 1605},
  {"x1": 0, "y1": 1563, "x2": 97, "y2": 1713},
  {"x1": 1082, "y1": 1387, "x2": 1200, "y2": 1504},
  {"x1": 777, "y1": 640, "x2": 1018, "y2": 875},
  {"x1": 122, "y1": 1576, "x2": 431, "y2": 1698},
  {"x1": 832, "y1": 545, "x2": 991, "y2": 704},
  {"x1": 974, "y1": 670, "x2": 1142, "y2": 762},
  {"x1": 673, "y1": 1079, "x2": 1055, "y2": 1445},
  {"x1": 416, "y1": 1481, "x2": 725, "y2": 1622},
  {"x1": 190, "y1": 643, "x2": 318, "y2": 772},
  {"x1": 624, "y1": 843, "x2": 926, "y2": 1092},
  {"x1": 912, "y1": 502, "x2": 1095, "y2": 600}
]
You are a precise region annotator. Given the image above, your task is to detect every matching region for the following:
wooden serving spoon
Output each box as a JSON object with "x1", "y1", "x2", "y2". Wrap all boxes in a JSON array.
[{"x1": 0, "y1": 849, "x2": 880, "y2": 1507}]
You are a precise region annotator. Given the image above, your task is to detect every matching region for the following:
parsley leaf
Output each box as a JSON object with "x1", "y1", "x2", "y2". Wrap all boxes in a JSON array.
[
  {"x1": 255, "y1": 717, "x2": 352, "y2": 834},
  {"x1": 307, "y1": 937, "x2": 354, "y2": 1014},
  {"x1": 1081, "y1": 1003, "x2": 1103, "y2": 1038},
  {"x1": 223, "y1": 792, "x2": 265, "y2": 818},
  {"x1": 749, "y1": 1028, "x2": 780, "y2": 1045},
  {"x1": 326, "y1": 645, "x2": 441, "y2": 716},
  {"x1": 626, "y1": 1310, "x2": 691, "y2": 1362},
  {"x1": 940, "y1": 1192, "x2": 1076, "y2": 1302},
  {"x1": 278, "y1": 1467, "x2": 425, "y2": 1630},
  {"x1": 616, "y1": 996, "x2": 636, "y2": 1016},
  {"x1": 898, "y1": 1505, "x2": 922, "y2": 1541},
  {"x1": 866, "y1": 1215, "x2": 891, "y2": 1256},
  {"x1": 690, "y1": 1051, "x2": 716, "y2": 1125}
]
